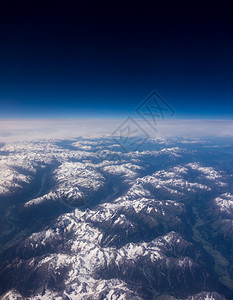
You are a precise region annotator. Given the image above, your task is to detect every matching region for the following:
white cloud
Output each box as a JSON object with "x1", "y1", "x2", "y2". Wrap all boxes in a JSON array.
[{"x1": 0, "y1": 118, "x2": 233, "y2": 143}]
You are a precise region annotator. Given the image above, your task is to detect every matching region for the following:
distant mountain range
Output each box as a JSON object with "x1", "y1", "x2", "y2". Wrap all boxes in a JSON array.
[{"x1": 0, "y1": 136, "x2": 233, "y2": 299}]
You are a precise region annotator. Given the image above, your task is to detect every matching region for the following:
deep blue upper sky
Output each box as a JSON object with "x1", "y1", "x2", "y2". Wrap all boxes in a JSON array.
[{"x1": 0, "y1": 1, "x2": 233, "y2": 119}]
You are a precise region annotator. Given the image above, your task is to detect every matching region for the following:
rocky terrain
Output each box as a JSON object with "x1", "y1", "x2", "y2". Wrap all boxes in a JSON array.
[{"x1": 0, "y1": 136, "x2": 233, "y2": 299}]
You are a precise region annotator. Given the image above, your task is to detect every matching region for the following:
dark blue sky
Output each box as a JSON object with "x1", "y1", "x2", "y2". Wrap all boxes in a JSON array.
[{"x1": 0, "y1": 1, "x2": 233, "y2": 119}]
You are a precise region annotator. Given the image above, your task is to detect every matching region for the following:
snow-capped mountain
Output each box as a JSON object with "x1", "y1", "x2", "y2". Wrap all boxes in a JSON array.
[{"x1": 0, "y1": 136, "x2": 233, "y2": 299}]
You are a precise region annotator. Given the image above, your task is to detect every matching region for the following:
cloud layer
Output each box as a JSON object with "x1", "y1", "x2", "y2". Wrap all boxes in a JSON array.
[{"x1": 0, "y1": 118, "x2": 233, "y2": 143}]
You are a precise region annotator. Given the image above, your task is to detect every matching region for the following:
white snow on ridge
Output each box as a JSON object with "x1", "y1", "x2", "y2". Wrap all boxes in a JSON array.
[
  {"x1": 130, "y1": 167, "x2": 211, "y2": 198},
  {"x1": 0, "y1": 138, "x2": 229, "y2": 300},
  {"x1": 54, "y1": 162, "x2": 106, "y2": 202},
  {"x1": 24, "y1": 192, "x2": 59, "y2": 207},
  {"x1": 31, "y1": 278, "x2": 143, "y2": 300},
  {"x1": 215, "y1": 193, "x2": 233, "y2": 214},
  {"x1": 1, "y1": 289, "x2": 23, "y2": 300},
  {"x1": 187, "y1": 162, "x2": 225, "y2": 184},
  {"x1": 102, "y1": 163, "x2": 143, "y2": 179},
  {"x1": 0, "y1": 162, "x2": 32, "y2": 196},
  {"x1": 24, "y1": 213, "x2": 189, "y2": 299},
  {"x1": 1, "y1": 138, "x2": 225, "y2": 200}
]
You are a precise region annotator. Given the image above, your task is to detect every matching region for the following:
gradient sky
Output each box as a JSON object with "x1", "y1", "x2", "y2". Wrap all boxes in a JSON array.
[{"x1": 0, "y1": 1, "x2": 233, "y2": 119}]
